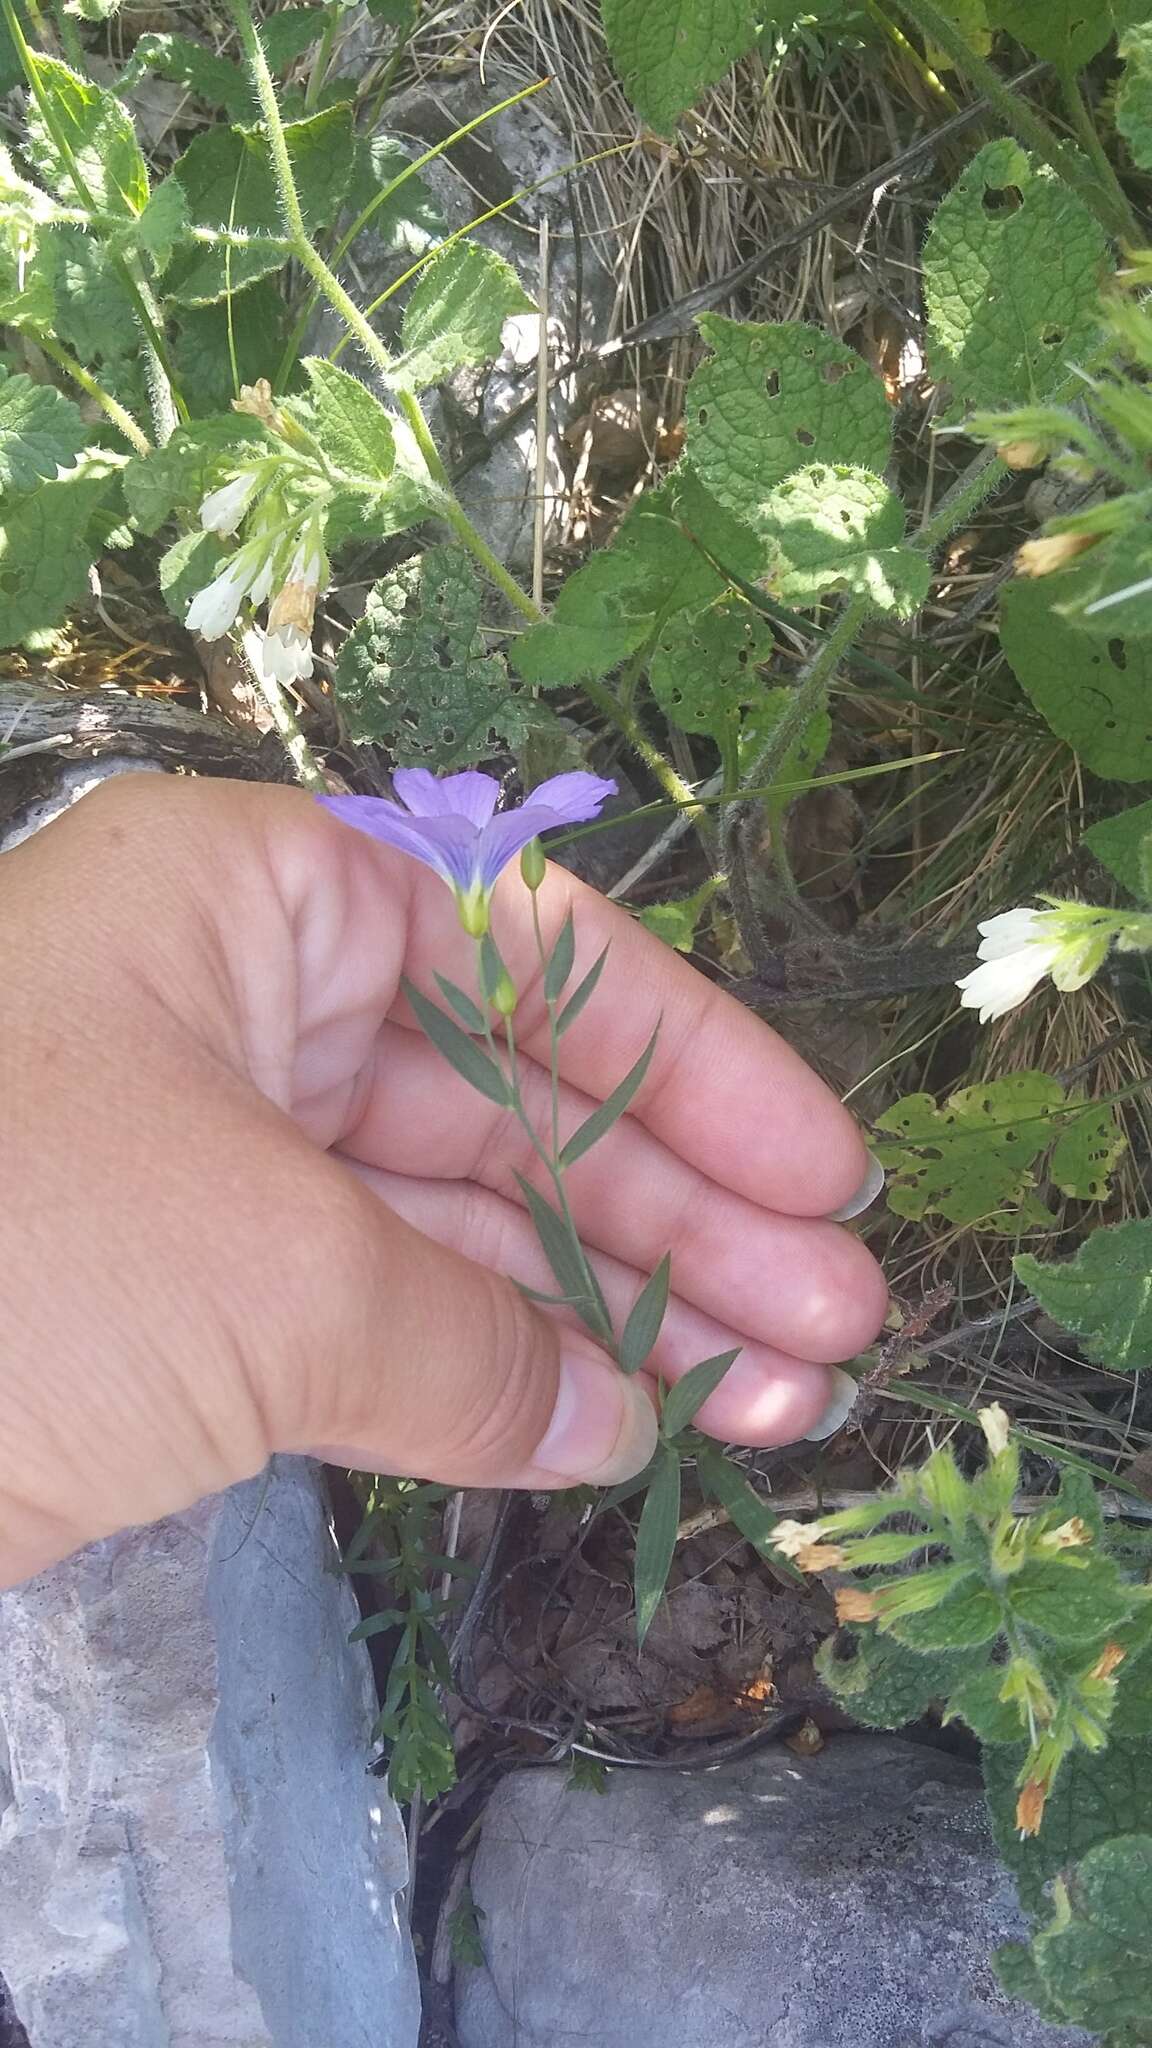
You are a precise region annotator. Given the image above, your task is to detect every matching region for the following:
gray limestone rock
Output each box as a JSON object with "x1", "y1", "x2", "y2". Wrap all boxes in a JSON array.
[
  {"x1": 456, "y1": 1737, "x2": 1092, "y2": 2048},
  {"x1": 0, "y1": 1459, "x2": 420, "y2": 2048}
]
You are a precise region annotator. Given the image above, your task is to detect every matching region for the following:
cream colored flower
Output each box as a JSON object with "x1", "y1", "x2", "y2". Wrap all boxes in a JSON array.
[{"x1": 956, "y1": 905, "x2": 1114, "y2": 1023}]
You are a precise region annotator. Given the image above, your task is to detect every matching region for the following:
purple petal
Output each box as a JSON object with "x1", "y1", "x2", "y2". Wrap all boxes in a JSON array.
[
  {"x1": 391, "y1": 767, "x2": 501, "y2": 827},
  {"x1": 521, "y1": 772, "x2": 617, "y2": 826},
  {"x1": 317, "y1": 795, "x2": 482, "y2": 893}
]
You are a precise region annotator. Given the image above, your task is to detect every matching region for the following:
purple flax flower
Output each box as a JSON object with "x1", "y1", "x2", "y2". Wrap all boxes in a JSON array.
[{"x1": 317, "y1": 767, "x2": 616, "y2": 933}]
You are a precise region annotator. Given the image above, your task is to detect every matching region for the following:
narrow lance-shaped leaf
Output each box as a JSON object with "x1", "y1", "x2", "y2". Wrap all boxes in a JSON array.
[
  {"x1": 694, "y1": 1439, "x2": 803, "y2": 1583},
  {"x1": 634, "y1": 1442, "x2": 682, "y2": 1650},
  {"x1": 557, "y1": 947, "x2": 609, "y2": 1036},
  {"x1": 433, "y1": 973, "x2": 487, "y2": 1035},
  {"x1": 544, "y1": 910, "x2": 576, "y2": 1003},
  {"x1": 618, "y1": 1254, "x2": 672, "y2": 1377},
  {"x1": 560, "y1": 1025, "x2": 659, "y2": 1168},
  {"x1": 513, "y1": 1172, "x2": 613, "y2": 1340},
  {"x1": 661, "y1": 1349, "x2": 741, "y2": 1439},
  {"x1": 402, "y1": 978, "x2": 510, "y2": 1107}
]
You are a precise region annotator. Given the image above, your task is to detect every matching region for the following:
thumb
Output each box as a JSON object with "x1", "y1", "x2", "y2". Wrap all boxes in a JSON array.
[{"x1": 277, "y1": 1155, "x2": 658, "y2": 1489}]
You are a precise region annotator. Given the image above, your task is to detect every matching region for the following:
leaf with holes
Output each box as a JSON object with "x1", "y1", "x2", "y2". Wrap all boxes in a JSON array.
[
  {"x1": 649, "y1": 598, "x2": 774, "y2": 738},
  {"x1": 923, "y1": 139, "x2": 1108, "y2": 408},
  {"x1": 26, "y1": 57, "x2": 149, "y2": 217},
  {"x1": 0, "y1": 369, "x2": 87, "y2": 493},
  {"x1": 872, "y1": 1072, "x2": 1122, "y2": 1232},
  {"x1": 766, "y1": 464, "x2": 930, "y2": 616},
  {"x1": 394, "y1": 240, "x2": 532, "y2": 391},
  {"x1": 1000, "y1": 569, "x2": 1152, "y2": 780},
  {"x1": 816, "y1": 1626, "x2": 966, "y2": 1730},
  {"x1": 990, "y1": 0, "x2": 1141, "y2": 69},
  {"x1": 1085, "y1": 799, "x2": 1152, "y2": 901},
  {"x1": 1016, "y1": 1218, "x2": 1152, "y2": 1371},
  {"x1": 164, "y1": 105, "x2": 352, "y2": 305},
  {"x1": 336, "y1": 545, "x2": 534, "y2": 769},
  {"x1": 686, "y1": 317, "x2": 892, "y2": 532},
  {"x1": 601, "y1": 0, "x2": 758, "y2": 133},
  {"x1": 1050, "y1": 1102, "x2": 1128, "y2": 1202}
]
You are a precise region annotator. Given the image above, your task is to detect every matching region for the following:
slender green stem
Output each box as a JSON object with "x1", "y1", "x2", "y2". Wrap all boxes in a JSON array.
[
  {"x1": 398, "y1": 387, "x2": 543, "y2": 624},
  {"x1": 303, "y1": 0, "x2": 340, "y2": 110},
  {"x1": 891, "y1": 0, "x2": 1132, "y2": 241},
  {"x1": 34, "y1": 333, "x2": 152, "y2": 454},
  {"x1": 915, "y1": 443, "x2": 1005, "y2": 551},
  {"x1": 531, "y1": 894, "x2": 563, "y2": 1167},
  {"x1": 739, "y1": 595, "x2": 871, "y2": 800},
  {"x1": 1056, "y1": 65, "x2": 1140, "y2": 247},
  {"x1": 580, "y1": 676, "x2": 699, "y2": 813}
]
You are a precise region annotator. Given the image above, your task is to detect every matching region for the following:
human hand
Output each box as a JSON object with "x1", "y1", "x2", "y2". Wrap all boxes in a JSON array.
[{"x1": 0, "y1": 775, "x2": 886, "y2": 1586}]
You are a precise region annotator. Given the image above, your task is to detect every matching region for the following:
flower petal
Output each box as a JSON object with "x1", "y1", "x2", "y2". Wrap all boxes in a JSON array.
[
  {"x1": 392, "y1": 767, "x2": 501, "y2": 827},
  {"x1": 521, "y1": 772, "x2": 618, "y2": 825},
  {"x1": 318, "y1": 796, "x2": 482, "y2": 893},
  {"x1": 975, "y1": 907, "x2": 1049, "y2": 959},
  {"x1": 956, "y1": 946, "x2": 1054, "y2": 1022}
]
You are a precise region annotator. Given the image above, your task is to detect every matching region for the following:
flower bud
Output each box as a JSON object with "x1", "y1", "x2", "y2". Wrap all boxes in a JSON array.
[
  {"x1": 490, "y1": 970, "x2": 518, "y2": 1017},
  {"x1": 1015, "y1": 530, "x2": 1100, "y2": 578},
  {"x1": 520, "y1": 837, "x2": 547, "y2": 890}
]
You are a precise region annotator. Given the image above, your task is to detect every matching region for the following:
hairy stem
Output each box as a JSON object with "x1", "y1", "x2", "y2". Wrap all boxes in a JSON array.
[
  {"x1": 1057, "y1": 66, "x2": 1140, "y2": 246},
  {"x1": 34, "y1": 334, "x2": 151, "y2": 454}
]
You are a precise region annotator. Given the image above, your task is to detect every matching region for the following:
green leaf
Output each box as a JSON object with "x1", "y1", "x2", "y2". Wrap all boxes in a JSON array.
[
  {"x1": 872, "y1": 1072, "x2": 1093, "y2": 1232},
  {"x1": 649, "y1": 597, "x2": 774, "y2": 738},
  {"x1": 660, "y1": 1350, "x2": 740, "y2": 1438},
  {"x1": 0, "y1": 460, "x2": 119, "y2": 646},
  {"x1": 433, "y1": 974, "x2": 487, "y2": 1034},
  {"x1": 990, "y1": 0, "x2": 1137, "y2": 68},
  {"x1": 686, "y1": 317, "x2": 892, "y2": 533},
  {"x1": 41, "y1": 225, "x2": 137, "y2": 367},
  {"x1": 1001, "y1": 565, "x2": 1152, "y2": 780},
  {"x1": 1025, "y1": 1835, "x2": 1152, "y2": 2035},
  {"x1": 401, "y1": 978, "x2": 512, "y2": 1107},
  {"x1": 694, "y1": 1440, "x2": 802, "y2": 1578},
  {"x1": 1118, "y1": 23, "x2": 1152, "y2": 171},
  {"x1": 559, "y1": 1025, "x2": 659, "y2": 1168},
  {"x1": 619, "y1": 1254, "x2": 672, "y2": 1376},
  {"x1": 0, "y1": 368, "x2": 87, "y2": 492},
  {"x1": 601, "y1": 0, "x2": 758, "y2": 133},
  {"x1": 1085, "y1": 799, "x2": 1152, "y2": 901},
  {"x1": 738, "y1": 687, "x2": 831, "y2": 789},
  {"x1": 637, "y1": 880, "x2": 718, "y2": 954},
  {"x1": 301, "y1": 357, "x2": 395, "y2": 483},
  {"x1": 512, "y1": 1172, "x2": 612, "y2": 1337},
  {"x1": 1016, "y1": 1217, "x2": 1152, "y2": 1371},
  {"x1": 335, "y1": 545, "x2": 532, "y2": 769},
  {"x1": 133, "y1": 178, "x2": 190, "y2": 276},
  {"x1": 123, "y1": 417, "x2": 269, "y2": 536},
  {"x1": 26, "y1": 57, "x2": 149, "y2": 217},
  {"x1": 766, "y1": 463, "x2": 930, "y2": 617},
  {"x1": 884, "y1": 1578, "x2": 1002, "y2": 1651},
  {"x1": 557, "y1": 947, "x2": 609, "y2": 1035},
  {"x1": 120, "y1": 31, "x2": 255, "y2": 122},
  {"x1": 165, "y1": 105, "x2": 352, "y2": 305},
  {"x1": 946, "y1": 1661, "x2": 1031, "y2": 1745},
  {"x1": 815, "y1": 1625, "x2": 965, "y2": 1729},
  {"x1": 344, "y1": 135, "x2": 446, "y2": 260},
  {"x1": 158, "y1": 527, "x2": 226, "y2": 620},
  {"x1": 259, "y1": 7, "x2": 330, "y2": 68},
  {"x1": 1008, "y1": 1556, "x2": 1139, "y2": 1644},
  {"x1": 633, "y1": 1443, "x2": 682, "y2": 1648},
  {"x1": 1049, "y1": 1100, "x2": 1128, "y2": 1203},
  {"x1": 544, "y1": 911, "x2": 576, "y2": 1003},
  {"x1": 923, "y1": 139, "x2": 1108, "y2": 409},
  {"x1": 170, "y1": 281, "x2": 293, "y2": 413},
  {"x1": 394, "y1": 240, "x2": 532, "y2": 391}
]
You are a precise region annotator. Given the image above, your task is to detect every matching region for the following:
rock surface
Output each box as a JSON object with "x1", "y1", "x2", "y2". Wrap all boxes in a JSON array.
[
  {"x1": 456, "y1": 1736, "x2": 1092, "y2": 2048},
  {"x1": 0, "y1": 1459, "x2": 420, "y2": 2048}
]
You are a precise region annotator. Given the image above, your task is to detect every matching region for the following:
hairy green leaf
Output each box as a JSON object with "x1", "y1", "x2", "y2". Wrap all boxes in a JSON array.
[
  {"x1": 0, "y1": 461, "x2": 119, "y2": 646},
  {"x1": 1085, "y1": 799, "x2": 1152, "y2": 900},
  {"x1": 1016, "y1": 1218, "x2": 1152, "y2": 1371},
  {"x1": 660, "y1": 1350, "x2": 740, "y2": 1437},
  {"x1": 26, "y1": 57, "x2": 149, "y2": 217},
  {"x1": 946, "y1": 1662, "x2": 1031, "y2": 1745},
  {"x1": 816, "y1": 1626, "x2": 965, "y2": 1729},
  {"x1": 133, "y1": 178, "x2": 190, "y2": 275},
  {"x1": 344, "y1": 135, "x2": 447, "y2": 260},
  {"x1": 301, "y1": 357, "x2": 396, "y2": 483},
  {"x1": 990, "y1": 0, "x2": 1139, "y2": 68},
  {"x1": 601, "y1": 0, "x2": 758, "y2": 133},
  {"x1": 560, "y1": 1025, "x2": 659, "y2": 1167},
  {"x1": 394, "y1": 240, "x2": 532, "y2": 391},
  {"x1": 165, "y1": 105, "x2": 352, "y2": 305},
  {"x1": 1023, "y1": 1835, "x2": 1152, "y2": 2036},
  {"x1": 686, "y1": 317, "x2": 892, "y2": 531},
  {"x1": 158, "y1": 527, "x2": 226, "y2": 619},
  {"x1": 1007, "y1": 1556, "x2": 1140, "y2": 1644},
  {"x1": 123, "y1": 417, "x2": 269, "y2": 536},
  {"x1": 766, "y1": 463, "x2": 930, "y2": 616},
  {"x1": 923, "y1": 139, "x2": 1108, "y2": 408},
  {"x1": 120, "y1": 31, "x2": 255, "y2": 121},
  {"x1": 0, "y1": 368, "x2": 87, "y2": 492},
  {"x1": 649, "y1": 597, "x2": 774, "y2": 737},
  {"x1": 872, "y1": 1072, "x2": 1123, "y2": 1231},
  {"x1": 401, "y1": 978, "x2": 511, "y2": 1106},
  {"x1": 41, "y1": 225, "x2": 137, "y2": 366},
  {"x1": 171, "y1": 281, "x2": 293, "y2": 412},
  {"x1": 633, "y1": 1442, "x2": 682, "y2": 1648},
  {"x1": 336, "y1": 545, "x2": 531, "y2": 769},
  {"x1": 637, "y1": 880, "x2": 719, "y2": 954},
  {"x1": 884, "y1": 1578, "x2": 1002, "y2": 1651},
  {"x1": 1118, "y1": 23, "x2": 1152, "y2": 171},
  {"x1": 619, "y1": 1254, "x2": 672, "y2": 1376},
  {"x1": 1001, "y1": 567, "x2": 1152, "y2": 780}
]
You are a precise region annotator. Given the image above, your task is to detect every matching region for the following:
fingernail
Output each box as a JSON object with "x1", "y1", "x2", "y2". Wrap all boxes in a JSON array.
[
  {"x1": 827, "y1": 1152, "x2": 885, "y2": 1223},
  {"x1": 529, "y1": 1337, "x2": 658, "y2": 1486},
  {"x1": 803, "y1": 1365, "x2": 860, "y2": 1442}
]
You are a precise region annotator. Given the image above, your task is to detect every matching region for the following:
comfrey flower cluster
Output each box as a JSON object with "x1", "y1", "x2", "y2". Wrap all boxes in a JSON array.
[
  {"x1": 184, "y1": 381, "x2": 330, "y2": 688},
  {"x1": 956, "y1": 899, "x2": 1152, "y2": 1022}
]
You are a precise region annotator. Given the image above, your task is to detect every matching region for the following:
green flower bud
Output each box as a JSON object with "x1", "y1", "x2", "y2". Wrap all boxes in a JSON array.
[{"x1": 520, "y1": 837, "x2": 547, "y2": 890}]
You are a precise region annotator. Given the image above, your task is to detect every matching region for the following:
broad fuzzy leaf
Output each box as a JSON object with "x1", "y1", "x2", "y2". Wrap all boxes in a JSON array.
[
  {"x1": 816, "y1": 1626, "x2": 966, "y2": 1729},
  {"x1": 872, "y1": 1073, "x2": 1123, "y2": 1232},
  {"x1": 1024, "y1": 1835, "x2": 1152, "y2": 2036},
  {"x1": 344, "y1": 136, "x2": 447, "y2": 260},
  {"x1": 123, "y1": 417, "x2": 269, "y2": 536},
  {"x1": 42, "y1": 226, "x2": 138, "y2": 367},
  {"x1": 0, "y1": 369, "x2": 87, "y2": 492},
  {"x1": 336, "y1": 545, "x2": 532, "y2": 769},
  {"x1": 991, "y1": 0, "x2": 1140, "y2": 69},
  {"x1": 766, "y1": 463, "x2": 930, "y2": 616},
  {"x1": 1118, "y1": 23, "x2": 1152, "y2": 172},
  {"x1": 1016, "y1": 1218, "x2": 1152, "y2": 1371},
  {"x1": 301, "y1": 358, "x2": 396, "y2": 484},
  {"x1": 637, "y1": 881, "x2": 718, "y2": 954},
  {"x1": 923, "y1": 139, "x2": 1108, "y2": 409},
  {"x1": 649, "y1": 597, "x2": 774, "y2": 738},
  {"x1": 394, "y1": 241, "x2": 532, "y2": 391},
  {"x1": 0, "y1": 461, "x2": 120, "y2": 646},
  {"x1": 1007, "y1": 1556, "x2": 1140, "y2": 1643},
  {"x1": 633, "y1": 1443, "x2": 682, "y2": 1648},
  {"x1": 686, "y1": 317, "x2": 892, "y2": 530},
  {"x1": 1001, "y1": 568, "x2": 1152, "y2": 780},
  {"x1": 26, "y1": 57, "x2": 149, "y2": 217},
  {"x1": 171, "y1": 281, "x2": 292, "y2": 412},
  {"x1": 165, "y1": 105, "x2": 352, "y2": 305},
  {"x1": 1084, "y1": 799, "x2": 1152, "y2": 900},
  {"x1": 601, "y1": 0, "x2": 758, "y2": 133}
]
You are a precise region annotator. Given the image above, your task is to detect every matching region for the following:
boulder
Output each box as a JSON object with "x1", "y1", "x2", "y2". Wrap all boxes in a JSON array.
[
  {"x1": 456, "y1": 1735, "x2": 1092, "y2": 2048},
  {"x1": 0, "y1": 1459, "x2": 420, "y2": 2048}
]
